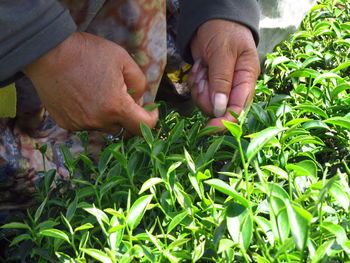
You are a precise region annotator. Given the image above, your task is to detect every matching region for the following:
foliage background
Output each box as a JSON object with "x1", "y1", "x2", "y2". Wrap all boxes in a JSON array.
[{"x1": 1, "y1": 0, "x2": 350, "y2": 262}]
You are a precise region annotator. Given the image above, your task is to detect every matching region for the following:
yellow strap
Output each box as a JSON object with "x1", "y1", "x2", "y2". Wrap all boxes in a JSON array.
[{"x1": 0, "y1": 83, "x2": 16, "y2": 118}]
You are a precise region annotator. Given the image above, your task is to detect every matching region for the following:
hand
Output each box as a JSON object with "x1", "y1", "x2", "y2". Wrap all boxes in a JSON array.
[
  {"x1": 188, "y1": 20, "x2": 260, "y2": 129},
  {"x1": 22, "y1": 32, "x2": 158, "y2": 135}
]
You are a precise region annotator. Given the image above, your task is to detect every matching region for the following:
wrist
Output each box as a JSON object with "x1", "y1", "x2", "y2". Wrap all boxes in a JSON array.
[{"x1": 22, "y1": 31, "x2": 82, "y2": 78}]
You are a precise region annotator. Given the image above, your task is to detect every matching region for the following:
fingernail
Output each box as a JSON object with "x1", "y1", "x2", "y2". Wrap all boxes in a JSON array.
[
  {"x1": 213, "y1": 93, "x2": 228, "y2": 117},
  {"x1": 198, "y1": 79, "x2": 206, "y2": 94},
  {"x1": 195, "y1": 68, "x2": 207, "y2": 84},
  {"x1": 191, "y1": 58, "x2": 202, "y2": 73}
]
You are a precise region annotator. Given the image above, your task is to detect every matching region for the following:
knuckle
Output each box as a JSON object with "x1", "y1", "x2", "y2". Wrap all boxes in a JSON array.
[{"x1": 211, "y1": 72, "x2": 232, "y2": 87}]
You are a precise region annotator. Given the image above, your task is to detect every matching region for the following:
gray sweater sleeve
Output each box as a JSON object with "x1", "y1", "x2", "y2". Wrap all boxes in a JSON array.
[
  {"x1": 0, "y1": 0, "x2": 77, "y2": 84},
  {"x1": 177, "y1": 0, "x2": 260, "y2": 64}
]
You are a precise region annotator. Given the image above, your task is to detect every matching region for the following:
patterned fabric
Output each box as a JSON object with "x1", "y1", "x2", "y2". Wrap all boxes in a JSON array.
[{"x1": 0, "y1": 0, "x2": 186, "y2": 211}]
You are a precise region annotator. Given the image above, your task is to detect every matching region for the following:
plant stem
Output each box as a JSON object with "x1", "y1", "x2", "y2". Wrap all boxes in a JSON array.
[{"x1": 237, "y1": 138, "x2": 250, "y2": 201}]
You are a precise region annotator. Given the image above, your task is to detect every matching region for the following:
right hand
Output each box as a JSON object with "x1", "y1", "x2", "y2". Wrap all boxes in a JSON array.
[{"x1": 22, "y1": 32, "x2": 158, "y2": 135}]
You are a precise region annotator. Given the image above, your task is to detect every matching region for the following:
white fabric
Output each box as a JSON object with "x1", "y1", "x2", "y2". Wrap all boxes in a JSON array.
[{"x1": 258, "y1": 0, "x2": 316, "y2": 63}]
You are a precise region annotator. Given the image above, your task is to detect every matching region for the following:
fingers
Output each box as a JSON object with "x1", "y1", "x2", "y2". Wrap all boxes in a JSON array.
[
  {"x1": 189, "y1": 60, "x2": 212, "y2": 116},
  {"x1": 207, "y1": 47, "x2": 236, "y2": 118},
  {"x1": 227, "y1": 49, "x2": 260, "y2": 117},
  {"x1": 120, "y1": 49, "x2": 147, "y2": 102},
  {"x1": 207, "y1": 50, "x2": 260, "y2": 129},
  {"x1": 117, "y1": 94, "x2": 159, "y2": 136}
]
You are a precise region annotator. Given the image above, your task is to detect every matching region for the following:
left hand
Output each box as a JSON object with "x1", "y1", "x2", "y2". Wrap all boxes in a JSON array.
[{"x1": 188, "y1": 19, "x2": 260, "y2": 129}]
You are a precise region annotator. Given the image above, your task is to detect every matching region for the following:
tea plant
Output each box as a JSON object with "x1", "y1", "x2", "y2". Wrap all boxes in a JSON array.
[{"x1": 1, "y1": 0, "x2": 350, "y2": 262}]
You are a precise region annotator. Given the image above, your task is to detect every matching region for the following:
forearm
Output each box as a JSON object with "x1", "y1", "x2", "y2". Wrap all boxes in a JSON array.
[{"x1": 0, "y1": 0, "x2": 77, "y2": 86}]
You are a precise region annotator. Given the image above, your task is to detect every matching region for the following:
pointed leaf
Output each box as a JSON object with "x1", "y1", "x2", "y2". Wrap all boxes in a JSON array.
[
  {"x1": 81, "y1": 248, "x2": 112, "y2": 263},
  {"x1": 40, "y1": 229, "x2": 70, "y2": 244},
  {"x1": 74, "y1": 223, "x2": 94, "y2": 232},
  {"x1": 246, "y1": 127, "x2": 286, "y2": 163},
  {"x1": 286, "y1": 160, "x2": 317, "y2": 179},
  {"x1": 139, "y1": 178, "x2": 164, "y2": 194},
  {"x1": 330, "y1": 183, "x2": 350, "y2": 212},
  {"x1": 184, "y1": 148, "x2": 196, "y2": 174},
  {"x1": 262, "y1": 165, "x2": 288, "y2": 180},
  {"x1": 10, "y1": 233, "x2": 32, "y2": 247},
  {"x1": 313, "y1": 72, "x2": 342, "y2": 85},
  {"x1": 167, "y1": 211, "x2": 188, "y2": 233},
  {"x1": 205, "y1": 179, "x2": 249, "y2": 207},
  {"x1": 84, "y1": 207, "x2": 109, "y2": 225},
  {"x1": 226, "y1": 202, "x2": 253, "y2": 250},
  {"x1": 35, "y1": 197, "x2": 47, "y2": 222},
  {"x1": 127, "y1": 195, "x2": 153, "y2": 230},
  {"x1": 285, "y1": 200, "x2": 312, "y2": 250},
  {"x1": 140, "y1": 122, "x2": 154, "y2": 146},
  {"x1": 321, "y1": 222, "x2": 347, "y2": 245},
  {"x1": 223, "y1": 120, "x2": 242, "y2": 139},
  {"x1": 295, "y1": 104, "x2": 328, "y2": 119},
  {"x1": 1, "y1": 222, "x2": 31, "y2": 230},
  {"x1": 324, "y1": 117, "x2": 350, "y2": 130}
]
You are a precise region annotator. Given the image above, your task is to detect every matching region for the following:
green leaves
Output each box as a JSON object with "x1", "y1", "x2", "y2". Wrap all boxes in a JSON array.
[
  {"x1": 139, "y1": 178, "x2": 164, "y2": 194},
  {"x1": 226, "y1": 203, "x2": 253, "y2": 250},
  {"x1": 246, "y1": 127, "x2": 286, "y2": 163},
  {"x1": 285, "y1": 201, "x2": 312, "y2": 250},
  {"x1": 1, "y1": 222, "x2": 31, "y2": 230},
  {"x1": 127, "y1": 195, "x2": 153, "y2": 230},
  {"x1": 81, "y1": 248, "x2": 112, "y2": 263},
  {"x1": 324, "y1": 116, "x2": 350, "y2": 130},
  {"x1": 223, "y1": 120, "x2": 242, "y2": 139},
  {"x1": 140, "y1": 122, "x2": 154, "y2": 146},
  {"x1": 3, "y1": 3, "x2": 350, "y2": 262},
  {"x1": 40, "y1": 229, "x2": 70, "y2": 244},
  {"x1": 205, "y1": 179, "x2": 250, "y2": 208},
  {"x1": 286, "y1": 160, "x2": 317, "y2": 179},
  {"x1": 295, "y1": 104, "x2": 329, "y2": 119}
]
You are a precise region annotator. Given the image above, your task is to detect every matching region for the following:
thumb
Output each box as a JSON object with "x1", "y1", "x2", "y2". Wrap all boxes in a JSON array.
[
  {"x1": 118, "y1": 93, "x2": 159, "y2": 136},
  {"x1": 207, "y1": 48, "x2": 236, "y2": 118},
  {"x1": 121, "y1": 51, "x2": 146, "y2": 102}
]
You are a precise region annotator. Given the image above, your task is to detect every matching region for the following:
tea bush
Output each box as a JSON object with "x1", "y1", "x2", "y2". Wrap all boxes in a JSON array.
[{"x1": 1, "y1": 0, "x2": 350, "y2": 262}]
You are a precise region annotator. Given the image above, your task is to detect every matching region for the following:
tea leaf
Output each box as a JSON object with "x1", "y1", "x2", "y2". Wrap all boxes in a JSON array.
[
  {"x1": 35, "y1": 197, "x2": 47, "y2": 223},
  {"x1": 74, "y1": 223, "x2": 94, "y2": 232},
  {"x1": 311, "y1": 240, "x2": 334, "y2": 263},
  {"x1": 313, "y1": 72, "x2": 342, "y2": 85},
  {"x1": 329, "y1": 183, "x2": 350, "y2": 212},
  {"x1": 226, "y1": 202, "x2": 253, "y2": 250},
  {"x1": 40, "y1": 229, "x2": 70, "y2": 244},
  {"x1": 285, "y1": 200, "x2": 312, "y2": 250},
  {"x1": 139, "y1": 178, "x2": 164, "y2": 194},
  {"x1": 84, "y1": 207, "x2": 109, "y2": 225},
  {"x1": 295, "y1": 104, "x2": 329, "y2": 118},
  {"x1": 205, "y1": 179, "x2": 250, "y2": 207},
  {"x1": 324, "y1": 117, "x2": 350, "y2": 130},
  {"x1": 246, "y1": 127, "x2": 287, "y2": 163},
  {"x1": 81, "y1": 248, "x2": 112, "y2": 263},
  {"x1": 286, "y1": 160, "x2": 317, "y2": 179},
  {"x1": 140, "y1": 122, "x2": 154, "y2": 146},
  {"x1": 321, "y1": 222, "x2": 347, "y2": 245},
  {"x1": 127, "y1": 195, "x2": 153, "y2": 230},
  {"x1": 1, "y1": 222, "x2": 31, "y2": 230},
  {"x1": 167, "y1": 211, "x2": 188, "y2": 233},
  {"x1": 223, "y1": 120, "x2": 242, "y2": 139},
  {"x1": 184, "y1": 148, "x2": 196, "y2": 174},
  {"x1": 10, "y1": 234, "x2": 32, "y2": 247}
]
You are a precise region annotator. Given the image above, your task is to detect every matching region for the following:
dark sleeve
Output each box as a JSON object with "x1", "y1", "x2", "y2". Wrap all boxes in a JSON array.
[
  {"x1": 0, "y1": 0, "x2": 77, "y2": 84},
  {"x1": 177, "y1": 0, "x2": 260, "y2": 64}
]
